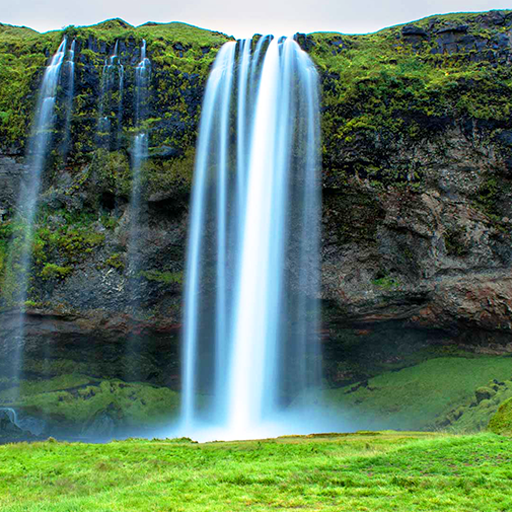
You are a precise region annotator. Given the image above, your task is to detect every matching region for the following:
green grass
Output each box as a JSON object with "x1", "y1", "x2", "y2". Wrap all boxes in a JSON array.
[
  {"x1": 489, "y1": 397, "x2": 512, "y2": 436},
  {"x1": 322, "y1": 356, "x2": 512, "y2": 431},
  {"x1": 0, "y1": 432, "x2": 511, "y2": 510}
]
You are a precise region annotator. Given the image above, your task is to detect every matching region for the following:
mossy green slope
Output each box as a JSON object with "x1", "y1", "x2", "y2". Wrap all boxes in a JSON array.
[
  {"x1": 489, "y1": 396, "x2": 512, "y2": 435},
  {"x1": 0, "y1": 19, "x2": 230, "y2": 151},
  {"x1": 0, "y1": 432, "x2": 511, "y2": 511},
  {"x1": 0, "y1": 374, "x2": 180, "y2": 433},
  {"x1": 321, "y1": 356, "x2": 512, "y2": 431}
]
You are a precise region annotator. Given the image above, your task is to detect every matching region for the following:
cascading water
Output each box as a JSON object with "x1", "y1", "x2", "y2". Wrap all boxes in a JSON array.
[
  {"x1": 124, "y1": 40, "x2": 151, "y2": 380},
  {"x1": 127, "y1": 40, "x2": 151, "y2": 312},
  {"x1": 61, "y1": 39, "x2": 76, "y2": 161},
  {"x1": 2, "y1": 39, "x2": 68, "y2": 381},
  {"x1": 181, "y1": 36, "x2": 321, "y2": 440},
  {"x1": 97, "y1": 41, "x2": 124, "y2": 149},
  {"x1": 0, "y1": 407, "x2": 18, "y2": 427}
]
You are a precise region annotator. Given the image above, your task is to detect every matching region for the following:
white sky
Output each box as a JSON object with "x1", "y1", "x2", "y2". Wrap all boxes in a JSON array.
[{"x1": 1, "y1": 0, "x2": 510, "y2": 38}]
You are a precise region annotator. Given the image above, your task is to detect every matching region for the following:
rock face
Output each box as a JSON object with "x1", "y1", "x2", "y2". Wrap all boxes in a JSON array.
[
  {"x1": 0, "y1": 409, "x2": 40, "y2": 443},
  {"x1": 0, "y1": 11, "x2": 511, "y2": 410}
]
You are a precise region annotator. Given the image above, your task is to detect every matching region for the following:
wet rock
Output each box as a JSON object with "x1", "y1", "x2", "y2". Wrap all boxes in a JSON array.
[
  {"x1": 401, "y1": 25, "x2": 428, "y2": 38},
  {"x1": 0, "y1": 156, "x2": 27, "y2": 213},
  {"x1": 16, "y1": 414, "x2": 47, "y2": 436},
  {"x1": 475, "y1": 386, "x2": 495, "y2": 403},
  {"x1": 436, "y1": 24, "x2": 469, "y2": 35},
  {"x1": 149, "y1": 145, "x2": 182, "y2": 159},
  {"x1": 81, "y1": 411, "x2": 116, "y2": 440},
  {"x1": 0, "y1": 410, "x2": 41, "y2": 444}
]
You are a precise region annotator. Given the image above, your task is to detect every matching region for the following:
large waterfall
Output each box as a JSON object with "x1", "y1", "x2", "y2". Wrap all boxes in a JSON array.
[{"x1": 181, "y1": 36, "x2": 322, "y2": 440}]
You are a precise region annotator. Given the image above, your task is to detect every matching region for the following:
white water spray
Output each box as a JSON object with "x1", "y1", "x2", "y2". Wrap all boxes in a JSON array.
[{"x1": 181, "y1": 36, "x2": 321, "y2": 440}]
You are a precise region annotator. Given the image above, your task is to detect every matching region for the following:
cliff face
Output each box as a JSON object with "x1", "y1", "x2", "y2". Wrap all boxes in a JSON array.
[{"x1": 0, "y1": 12, "x2": 512, "y2": 402}]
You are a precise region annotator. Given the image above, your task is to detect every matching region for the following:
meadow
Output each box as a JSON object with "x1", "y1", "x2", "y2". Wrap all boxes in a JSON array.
[{"x1": 1, "y1": 431, "x2": 511, "y2": 511}]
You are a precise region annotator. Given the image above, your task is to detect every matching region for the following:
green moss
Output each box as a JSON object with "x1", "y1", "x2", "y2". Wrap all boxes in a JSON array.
[
  {"x1": 475, "y1": 386, "x2": 495, "y2": 401},
  {"x1": 99, "y1": 213, "x2": 119, "y2": 230},
  {"x1": 372, "y1": 275, "x2": 400, "y2": 289},
  {"x1": 90, "y1": 149, "x2": 131, "y2": 198},
  {"x1": 473, "y1": 176, "x2": 502, "y2": 220},
  {"x1": 445, "y1": 226, "x2": 470, "y2": 257},
  {"x1": 489, "y1": 396, "x2": 512, "y2": 435},
  {"x1": 105, "y1": 253, "x2": 125, "y2": 270},
  {"x1": 37, "y1": 224, "x2": 105, "y2": 265},
  {"x1": 0, "y1": 219, "x2": 12, "y2": 279},
  {"x1": 0, "y1": 373, "x2": 179, "y2": 427},
  {"x1": 145, "y1": 148, "x2": 195, "y2": 199},
  {"x1": 139, "y1": 269, "x2": 183, "y2": 285},
  {"x1": 317, "y1": 356, "x2": 512, "y2": 431},
  {"x1": 40, "y1": 263, "x2": 73, "y2": 280}
]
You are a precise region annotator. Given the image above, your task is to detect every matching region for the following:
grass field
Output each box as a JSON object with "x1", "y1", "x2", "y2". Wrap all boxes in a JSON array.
[{"x1": 1, "y1": 431, "x2": 511, "y2": 511}]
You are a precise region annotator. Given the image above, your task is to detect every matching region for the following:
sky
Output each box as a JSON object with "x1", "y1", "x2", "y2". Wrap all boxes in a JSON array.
[{"x1": 1, "y1": 0, "x2": 511, "y2": 38}]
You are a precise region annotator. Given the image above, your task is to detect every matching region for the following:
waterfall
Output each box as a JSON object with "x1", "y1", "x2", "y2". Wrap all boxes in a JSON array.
[
  {"x1": 61, "y1": 39, "x2": 76, "y2": 161},
  {"x1": 0, "y1": 407, "x2": 18, "y2": 427},
  {"x1": 97, "y1": 41, "x2": 124, "y2": 149},
  {"x1": 2, "y1": 39, "x2": 68, "y2": 381},
  {"x1": 124, "y1": 41, "x2": 151, "y2": 379},
  {"x1": 181, "y1": 42, "x2": 237, "y2": 426},
  {"x1": 181, "y1": 36, "x2": 321, "y2": 439},
  {"x1": 128, "y1": 40, "x2": 151, "y2": 306}
]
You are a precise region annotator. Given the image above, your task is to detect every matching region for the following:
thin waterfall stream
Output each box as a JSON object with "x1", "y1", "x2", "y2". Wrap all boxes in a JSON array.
[
  {"x1": 97, "y1": 40, "x2": 124, "y2": 150},
  {"x1": 128, "y1": 39, "x2": 151, "y2": 297},
  {"x1": 62, "y1": 39, "x2": 76, "y2": 161},
  {"x1": 125, "y1": 40, "x2": 151, "y2": 379},
  {"x1": 3, "y1": 39, "x2": 69, "y2": 384}
]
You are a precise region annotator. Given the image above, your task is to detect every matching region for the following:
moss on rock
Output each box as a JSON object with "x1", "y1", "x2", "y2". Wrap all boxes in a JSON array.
[
  {"x1": 488, "y1": 396, "x2": 512, "y2": 435},
  {"x1": 316, "y1": 356, "x2": 512, "y2": 432},
  {"x1": 0, "y1": 373, "x2": 180, "y2": 432}
]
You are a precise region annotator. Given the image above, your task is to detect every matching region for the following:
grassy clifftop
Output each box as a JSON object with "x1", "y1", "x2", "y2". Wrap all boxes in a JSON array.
[
  {"x1": 3, "y1": 10, "x2": 512, "y2": 224},
  {"x1": 0, "y1": 20, "x2": 230, "y2": 150},
  {"x1": 2, "y1": 10, "x2": 512, "y2": 152},
  {"x1": 307, "y1": 10, "x2": 512, "y2": 189}
]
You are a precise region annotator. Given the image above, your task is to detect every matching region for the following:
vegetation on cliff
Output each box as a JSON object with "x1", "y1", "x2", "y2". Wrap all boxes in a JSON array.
[
  {"x1": 9, "y1": 374, "x2": 179, "y2": 431},
  {"x1": 307, "y1": 11, "x2": 512, "y2": 191},
  {"x1": 1, "y1": 10, "x2": 512, "y2": 303},
  {"x1": 0, "y1": 20, "x2": 229, "y2": 151}
]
